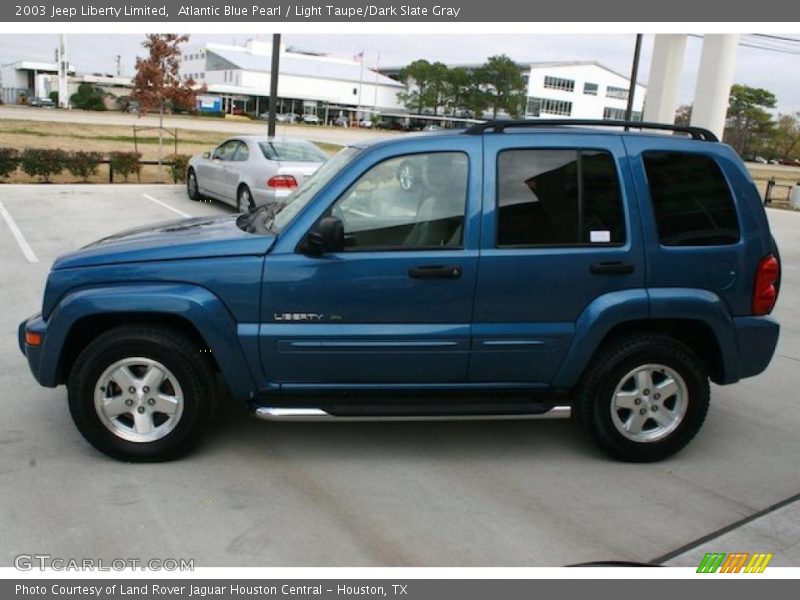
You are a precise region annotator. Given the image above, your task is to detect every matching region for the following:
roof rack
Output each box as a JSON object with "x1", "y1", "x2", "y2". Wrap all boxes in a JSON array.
[{"x1": 463, "y1": 119, "x2": 718, "y2": 142}]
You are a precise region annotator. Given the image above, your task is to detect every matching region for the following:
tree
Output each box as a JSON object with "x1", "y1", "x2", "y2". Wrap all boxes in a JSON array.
[
  {"x1": 675, "y1": 104, "x2": 692, "y2": 127},
  {"x1": 463, "y1": 79, "x2": 490, "y2": 119},
  {"x1": 425, "y1": 62, "x2": 449, "y2": 116},
  {"x1": 724, "y1": 84, "x2": 777, "y2": 157},
  {"x1": 476, "y1": 55, "x2": 526, "y2": 118},
  {"x1": 442, "y1": 67, "x2": 472, "y2": 116},
  {"x1": 131, "y1": 34, "x2": 198, "y2": 178},
  {"x1": 70, "y1": 83, "x2": 106, "y2": 111},
  {"x1": 398, "y1": 59, "x2": 433, "y2": 114},
  {"x1": 773, "y1": 113, "x2": 800, "y2": 161}
]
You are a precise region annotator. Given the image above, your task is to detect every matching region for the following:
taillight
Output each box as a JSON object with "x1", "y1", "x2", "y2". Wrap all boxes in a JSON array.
[
  {"x1": 267, "y1": 175, "x2": 298, "y2": 189},
  {"x1": 752, "y1": 255, "x2": 780, "y2": 315}
]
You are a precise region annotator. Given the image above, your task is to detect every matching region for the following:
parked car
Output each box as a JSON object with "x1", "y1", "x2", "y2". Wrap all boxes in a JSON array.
[
  {"x1": 359, "y1": 119, "x2": 374, "y2": 128},
  {"x1": 778, "y1": 158, "x2": 800, "y2": 167},
  {"x1": 422, "y1": 125, "x2": 443, "y2": 132},
  {"x1": 19, "y1": 120, "x2": 781, "y2": 462},
  {"x1": 185, "y1": 136, "x2": 329, "y2": 210},
  {"x1": 28, "y1": 97, "x2": 55, "y2": 108},
  {"x1": 301, "y1": 114, "x2": 321, "y2": 125},
  {"x1": 333, "y1": 115, "x2": 350, "y2": 127}
]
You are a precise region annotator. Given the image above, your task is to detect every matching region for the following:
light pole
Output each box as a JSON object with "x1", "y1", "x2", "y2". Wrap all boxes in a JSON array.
[
  {"x1": 268, "y1": 34, "x2": 280, "y2": 138},
  {"x1": 625, "y1": 34, "x2": 643, "y2": 127}
]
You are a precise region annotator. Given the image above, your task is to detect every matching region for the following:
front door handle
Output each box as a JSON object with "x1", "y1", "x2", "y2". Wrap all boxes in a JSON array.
[
  {"x1": 590, "y1": 261, "x2": 635, "y2": 275},
  {"x1": 408, "y1": 265, "x2": 462, "y2": 279}
]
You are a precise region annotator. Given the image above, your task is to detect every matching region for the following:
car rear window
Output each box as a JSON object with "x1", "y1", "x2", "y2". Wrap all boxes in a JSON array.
[
  {"x1": 259, "y1": 141, "x2": 328, "y2": 162},
  {"x1": 496, "y1": 149, "x2": 626, "y2": 246},
  {"x1": 642, "y1": 151, "x2": 740, "y2": 246}
]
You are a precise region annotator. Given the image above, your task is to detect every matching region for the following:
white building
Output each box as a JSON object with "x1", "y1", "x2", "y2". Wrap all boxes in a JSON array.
[
  {"x1": 0, "y1": 60, "x2": 75, "y2": 104},
  {"x1": 179, "y1": 40, "x2": 405, "y2": 121},
  {"x1": 524, "y1": 61, "x2": 645, "y2": 121},
  {"x1": 380, "y1": 60, "x2": 646, "y2": 122}
]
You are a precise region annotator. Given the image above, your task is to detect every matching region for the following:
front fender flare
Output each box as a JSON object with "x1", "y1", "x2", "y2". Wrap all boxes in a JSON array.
[{"x1": 43, "y1": 283, "x2": 256, "y2": 401}]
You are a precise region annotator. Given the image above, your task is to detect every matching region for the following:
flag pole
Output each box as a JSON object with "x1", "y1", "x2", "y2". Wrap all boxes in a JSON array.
[{"x1": 356, "y1": 51, "x2": 364, "y2": 123}]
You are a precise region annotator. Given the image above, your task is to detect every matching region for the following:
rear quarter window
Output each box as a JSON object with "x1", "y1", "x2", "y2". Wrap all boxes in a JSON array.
[{"x1": 642, "y1": 151, "x2": 740, "y2": 246}]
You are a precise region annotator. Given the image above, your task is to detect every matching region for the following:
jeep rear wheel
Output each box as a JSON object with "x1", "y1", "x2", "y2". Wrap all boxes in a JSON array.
[
  {"x1": 67, "y1": 325, "x2": 215, "y2": 462},
  {"x1": 577, "y1": 333, "x2": 710, "y2": 462}
]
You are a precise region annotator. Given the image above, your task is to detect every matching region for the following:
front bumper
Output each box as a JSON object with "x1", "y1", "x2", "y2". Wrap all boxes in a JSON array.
[{"x1": 18, "y1": 313, "x2": 54, "y2": 387}]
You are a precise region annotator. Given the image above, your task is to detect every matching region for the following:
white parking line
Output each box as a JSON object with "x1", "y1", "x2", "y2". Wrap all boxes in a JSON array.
[
  {"x1": 0, "y1": 202, "x2": 39, "y2": 263},
  {"x1": 141, "y1": 193, "x2": 191, "y2": 218}
]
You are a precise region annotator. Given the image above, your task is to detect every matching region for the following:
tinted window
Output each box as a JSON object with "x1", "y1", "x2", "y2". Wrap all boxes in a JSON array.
[
  {"x1": 643, "y1": 152, "x2": 739, "y2": 246},
  {"x1": 233, "y1": 142, "x2": 250, "y2": 161},
  {"x1": 330, "y1": 152, "x2": 468, "y2": 250},
  {"x1": 212, "y1": 140, "x2": 239, "y2": 161},
  {"x1": 497, "y1": 149, "x2": 625, "y2": 246},
  {"x1": 259, "y1": 141, "x2": 328, "y2": 162}
]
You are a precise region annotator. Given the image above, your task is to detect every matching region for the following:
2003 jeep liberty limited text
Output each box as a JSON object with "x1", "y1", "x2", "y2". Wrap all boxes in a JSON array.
[{"x1": 19, "y1": 120, "x2": 781, "y2": 462}]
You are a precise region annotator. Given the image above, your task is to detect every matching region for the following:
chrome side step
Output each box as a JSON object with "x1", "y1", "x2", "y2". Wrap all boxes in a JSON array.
[{"x1": 254, "y1": 405, "x2": 571, "y2": 422}]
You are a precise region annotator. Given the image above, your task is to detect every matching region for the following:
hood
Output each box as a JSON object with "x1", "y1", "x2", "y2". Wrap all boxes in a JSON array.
[{"x1": 52, "y1": 214, "x2": 276, "y2": 270}]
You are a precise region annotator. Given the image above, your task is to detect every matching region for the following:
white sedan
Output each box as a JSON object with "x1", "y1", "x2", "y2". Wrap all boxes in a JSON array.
[{"x1": 186, "y1": 136, "x2": 329, "y2": 211}]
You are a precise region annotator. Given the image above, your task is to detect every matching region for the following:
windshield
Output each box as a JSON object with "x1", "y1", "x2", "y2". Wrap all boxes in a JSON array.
[
  {"x1": 268, "y1": 147, "x2": 362, "y2": 232},
  {"x1": 259, "y1": 141, "x2": 329, "y2": 163}
]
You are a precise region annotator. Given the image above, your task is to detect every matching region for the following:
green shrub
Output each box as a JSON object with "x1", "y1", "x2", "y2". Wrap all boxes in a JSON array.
[
  {"x1": 66, "y1": 151, "x2": 103, "y2": 182},
  {"x1": 70, "y1": 83, "x2": 107, "y2": 111},
  {"x1": 49, "y1": 91, "x2": 59, "y2": 105},
  {"x1": 109, "y1": 151, "x2": 141, "y2": 182},
  {"x1": 20, "y1": 148, "x2": 67, "y2": 182},
  {"x1": 168, "y1": 154, "x2": 191, "y2": 183},
  {"x1": 0, "y1": 148, "x2": 19, "y2": 179}
]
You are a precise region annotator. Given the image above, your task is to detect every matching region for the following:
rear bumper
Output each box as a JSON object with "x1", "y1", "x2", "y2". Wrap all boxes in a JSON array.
[
  {"x1": 732, "y1": 315, "x2": 780, "y2": 380},
  {"x1": 252, "y1": 188, "x2": 292, "y2": 206},
  {"x1": 18, "y1": 313, "x2": 55, "y2": 387}
]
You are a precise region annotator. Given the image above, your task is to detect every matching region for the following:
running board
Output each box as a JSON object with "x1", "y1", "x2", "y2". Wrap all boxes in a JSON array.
[{"x1": 254, "y1": 405, "x2": 571, "y2": 422}]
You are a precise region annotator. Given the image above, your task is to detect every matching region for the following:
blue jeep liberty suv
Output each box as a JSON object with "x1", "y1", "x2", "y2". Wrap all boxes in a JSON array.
[{"x1": 19, "y1": 120, "x2": 781, "y2": 462}]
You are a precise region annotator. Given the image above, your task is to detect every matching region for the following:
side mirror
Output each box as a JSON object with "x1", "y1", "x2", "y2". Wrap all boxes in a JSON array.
[
  {"x1": 203, "y1": 151, "x2": 211, "y2": 159},
  {"x1": 305, "y1": 216, "x2": 345, "y2": 256}
]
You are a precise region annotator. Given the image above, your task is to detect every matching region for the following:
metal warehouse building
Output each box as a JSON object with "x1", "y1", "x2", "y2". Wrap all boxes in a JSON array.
[{"x1": 179, "y1": 40, "x2": 406, "y2": 121}]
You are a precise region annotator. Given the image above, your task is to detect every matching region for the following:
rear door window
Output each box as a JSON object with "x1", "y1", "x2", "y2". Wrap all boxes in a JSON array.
[
  {"x1": 496, "y1": 149, "x2": 625, "y2": 246},
  {"x1": 642, "y1": 151, "x2": 740, "y2": 246}
]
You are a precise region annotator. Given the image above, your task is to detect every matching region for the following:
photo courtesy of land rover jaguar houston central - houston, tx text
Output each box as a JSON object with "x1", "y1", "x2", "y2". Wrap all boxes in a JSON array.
[{"x1": 19, "y1": 120, "x2": 781, "y2": 462}]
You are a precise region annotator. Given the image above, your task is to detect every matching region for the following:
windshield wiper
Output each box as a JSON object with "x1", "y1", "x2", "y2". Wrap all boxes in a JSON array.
[{"x1": 242, "y1": 201, "x2": 284, "y2": 234}]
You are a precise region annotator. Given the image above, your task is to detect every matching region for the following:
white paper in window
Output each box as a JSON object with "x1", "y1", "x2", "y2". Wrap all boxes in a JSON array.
[{"x1": 590, "y1": 230, "x2": 611, "y2": 243}]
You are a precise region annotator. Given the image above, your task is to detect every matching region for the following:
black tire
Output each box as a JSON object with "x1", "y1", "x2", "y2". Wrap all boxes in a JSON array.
[
  {"x1": 576, "y1": 333, "x2": 710, "y2": 462},
  {"x1": 187, "y1": 168, "x2": 202, "y2": 201},
  {"x1": 67, "y1": 325, "x2": 216, "y2": 462},
  {"x1": 237, "y1": 184, "x2": 254, "y2": 212}
]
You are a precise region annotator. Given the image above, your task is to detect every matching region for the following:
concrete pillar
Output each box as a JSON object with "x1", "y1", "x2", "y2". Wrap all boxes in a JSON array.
[
  {"x1": 691, "y1": 34, "x2": 739, "y2": 140},
  {"x1": 643, "y1": 34, "x2": 687, "y2": 124}
]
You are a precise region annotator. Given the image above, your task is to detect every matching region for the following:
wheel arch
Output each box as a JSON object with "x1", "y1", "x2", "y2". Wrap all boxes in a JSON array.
[
  {"x1": 552, "y1": 288, "x2": 739, "y2": 389},
  {"x1": 45, "y1": 284, "x2": 257, "y2": 402}
]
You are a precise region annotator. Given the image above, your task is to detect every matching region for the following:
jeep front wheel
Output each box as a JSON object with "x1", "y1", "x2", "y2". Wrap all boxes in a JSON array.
[
  {"x1": 67, "y1": 325, "x2": 215, "y2": 462},
  {"x1": 577, "y1": 334, "x2": 710, "y2": 462}
]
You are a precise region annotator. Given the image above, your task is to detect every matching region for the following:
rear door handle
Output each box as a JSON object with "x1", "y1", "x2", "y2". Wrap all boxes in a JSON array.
[
  {"x1": 408, "y1": 265, "x2": 462, "y2": 279},
  {"x1": 589, "y1": 261, "x2": 635, "y2": 275}
]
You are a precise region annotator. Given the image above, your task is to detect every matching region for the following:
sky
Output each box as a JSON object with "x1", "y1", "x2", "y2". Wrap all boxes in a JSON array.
[{"x1": 1, "y1": 33, "x2": 799, "y2": 113}]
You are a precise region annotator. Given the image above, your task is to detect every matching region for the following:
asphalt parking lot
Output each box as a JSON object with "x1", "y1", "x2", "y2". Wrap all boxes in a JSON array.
[{"x1": 1, "y1": 184, "x2": 799, "y2": 567}]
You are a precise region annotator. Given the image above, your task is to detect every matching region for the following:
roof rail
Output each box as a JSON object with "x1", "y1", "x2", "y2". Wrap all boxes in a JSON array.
[{"x1": 463, "y1": 119, "x2": 718, "y2": 142}]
